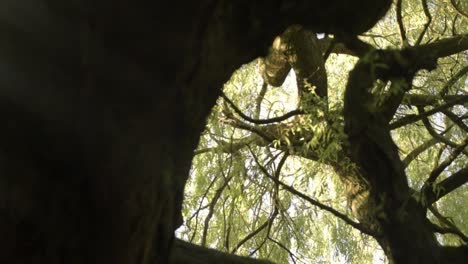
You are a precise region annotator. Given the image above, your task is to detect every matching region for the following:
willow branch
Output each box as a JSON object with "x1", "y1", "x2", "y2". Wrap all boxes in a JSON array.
[
  {"x1": 254, "y1": 82, "x2": 268, "y2": 119},
  {"x1": 425, "y1": 167, "x2": 468, "y2": 205},
  {"x1": 231, "y1": 153, "x2": 287, "y2": 254},
  {"x1": 249, "y1": 149, "x2": 378, "y2": 237},
  {"x1": 390, "y1": 95, "x2": 468, "y2": 129},
  {"x1": 222, "y1": 93, "x2": 304, "y2": 125},
  {"x1": 450, "y1": 0, "x2": 468, "y2": 19},
  {"x1": 429, "y1": 206, "x2": 468, "y2": 243},
  {"x1": 442, "y1": 110, "x2": 468, "y2": 133},
  {"x1": 397, "y1": 0, "x2": 408, "y2": 46},
  {"x1": 418, "y1": 107, "x2": 468, "y2": 155},
  {"x1": 440, "y1": 65, "x2": 468, "y2": 96},
  {"x1": 403, "y1": 138, "x2": 439, "y2": 168},
  {"x1": 416, "y1": 0, "x2": 432, "y2": 45}
]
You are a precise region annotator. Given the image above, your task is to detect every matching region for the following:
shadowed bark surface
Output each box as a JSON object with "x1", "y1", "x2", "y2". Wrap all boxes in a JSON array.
[{"x1": 8, "y1": 1, "x2": 455, "y2": 264}]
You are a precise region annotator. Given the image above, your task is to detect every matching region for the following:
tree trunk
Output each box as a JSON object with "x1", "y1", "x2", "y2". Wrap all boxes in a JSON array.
[{"x1": 0, "y1": 1, "x2": 391, "y2": 263}]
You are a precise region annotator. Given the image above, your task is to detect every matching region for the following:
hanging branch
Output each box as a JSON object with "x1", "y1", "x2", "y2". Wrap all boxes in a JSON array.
[
  {"x1": 188, "y1": 174, "x2": 219, "y2": 242},
  {"x1": 248, "y1": 149, "x2": 378, "y2": 237},
  {"x1": 231, "y1": 153, "x2": 287, "y2": 254},
  {"x1": 254, "y1": 82, "x2": 269, "y2": 119},
  {"x1": 416, "y1": 0, "x2": 432, "y2": 45},
  {"x1": 201, "y1": 155, "x2": 235, "y2": 246},
  {"x1": 268, "y1": 237, "x2": 299, "y2": 264},
  {"x1": 396, "y1": 0, "x2": 408, "y2": 46}
]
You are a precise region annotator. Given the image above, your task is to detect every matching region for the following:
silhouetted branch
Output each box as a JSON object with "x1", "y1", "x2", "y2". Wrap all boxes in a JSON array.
[
  {"x1": 403, "y1": 138, "x2": 439, "y2": 167},
  {"x1": 222, "y1": 93, "x2": 304, "y2": 125},
  {"x1": 418, "y1": 107, "x2": 468, "y2": 155},
  {"x1": 450, "y1": 0, "x2": 468, "y2": 19},
  {"x1": 416, "y1": 0, "x2": 432, "y2": 45},
  {"x1": 425, "y1": 136, "x2": 468, "y2": 185},
  {"x1": 390, "y1": 95, "x2": 468, "y2": 129},
  {"x1": 425, "y1": 167, "x2": 468, "y2": 205},
  {"x1": 396, "y1": 0, "x2": 408, "y2": 46},
  {"x1": 249, "y1": 149, "x2": 378, "y2": 237}
]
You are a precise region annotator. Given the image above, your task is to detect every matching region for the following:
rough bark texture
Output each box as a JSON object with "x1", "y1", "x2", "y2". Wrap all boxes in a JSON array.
[{"x1": 0, "y1": 1, "x2": 392, "y2": 263}]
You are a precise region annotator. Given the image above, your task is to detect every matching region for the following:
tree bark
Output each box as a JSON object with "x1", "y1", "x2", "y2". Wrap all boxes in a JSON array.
[{"x1": 0, "y1": 1, "x2": 392, "y2": 263}]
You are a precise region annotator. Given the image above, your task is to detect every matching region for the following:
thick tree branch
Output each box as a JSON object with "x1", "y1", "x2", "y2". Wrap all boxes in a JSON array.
[
  {"x1": 430, "y1": 222, "x2": 468, "y2": 243},
  {"x1": 171, "y1": 239, "x2": 274, "y2": 264},
  {"x1": 403, "y1": 138, "x2": 439, "y2": 168},
  {"x1": 429, "y1": 206, "x2": 468, "y2": 246},
  {"x1": 414, "y1": 34, "x2": 468, "y2": 59},
  {"x1": 425, "y1": 167, "x2": 468, "y2": 205},
  {"x1": 442, "y1": 110, "x2": 468, "y2": 133}
]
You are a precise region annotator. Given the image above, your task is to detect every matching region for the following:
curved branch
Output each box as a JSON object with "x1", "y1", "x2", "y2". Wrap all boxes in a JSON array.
[
  {"x1": 268, "y1": 237, "x2": 299, "y2": 264},
  {"x1": 403, "y1": 138, "x2": 438, "y2": 168},
  {"x1": 450, "y1": 0, "x2": 468, "y2": 19},
  {"x1": 201, "y1": 161, "x2": 234, "y2": 246},
  {"x1": 254, "y1": 82, "x2": 268, "y2": 119},
  {"x1": 221, "y1": 93, "x2": 305, "y2": 125},
  {"x1": 440, "y1": 65, "x2": 468, "y2": 96},
  {"x1": 425, "y1": 166, "x2": 468, "y2": 205},
  {"x1": 402, "y1": 94, "x2": 467, "y2": 107},
  {"x1": 249, "y1": 149, "x2": 378, "y2": 237},
  {"x1": 418, "y1": 107, "x2": 468, "y2": 156},
  {"x1": 429, "y1": 206, "x2": 468, "y2": 245},
  {"x1": 390, "y1": 95, "x2": 468, "y2": 129},
  {"x1": 414, "y1": 34, "x2": 468, "y2": 59},
  {"x1": 396, "y1": 0, "x2": 408, "y2": 46},
  {"x1": 194, "y1": 135, "x2": 266, "y2": 155},
  {"x1": 171, "y1": 239, "x2": 274, "y2": 264},
  {"x1": 424, "y1": 136, "x2": 468, "y2": 185},
  {"x1": 231, "y1": 154, "x2": 288, "y2": 254},
  {"x1": 416, "y1": 0, "x2": 432, "y2": 45},
  {"x1": 430, "y1": 222, "x2": 468, "y2": 243},
  {"x1": 442, "y1": 110, "x2": 468, "y2": 133}
]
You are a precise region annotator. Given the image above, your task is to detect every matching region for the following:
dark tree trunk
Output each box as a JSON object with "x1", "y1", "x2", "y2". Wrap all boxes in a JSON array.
[
  {"x1": 0, "y1": 1, "x2": 391, "y2": 263},
  {"x1": 343, "y1": 48, "x2": 467, "y2": 263}
]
